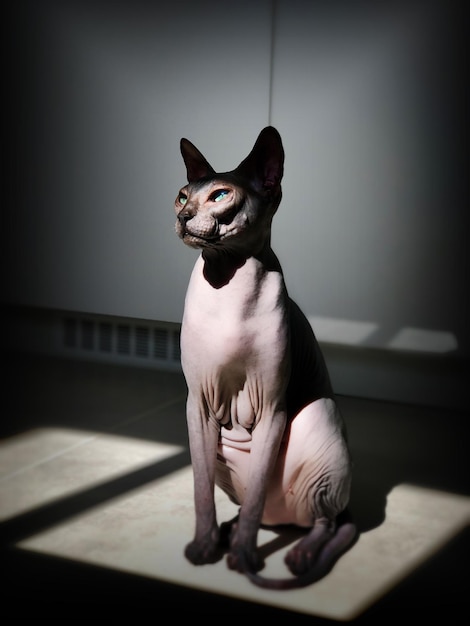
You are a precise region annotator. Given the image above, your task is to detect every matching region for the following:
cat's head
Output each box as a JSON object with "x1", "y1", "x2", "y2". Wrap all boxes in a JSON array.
[{"x1": 174, "y1": 126, "x2": 284, "y2": 254}]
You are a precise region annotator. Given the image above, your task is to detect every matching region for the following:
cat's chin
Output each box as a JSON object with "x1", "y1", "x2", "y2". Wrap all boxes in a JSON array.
[
  {"x1": 182, "y1": 231, "x2": 245, "y2": 250},
  {"x1": 181, "y1": 233, "x2": 218, "y2": 249}
]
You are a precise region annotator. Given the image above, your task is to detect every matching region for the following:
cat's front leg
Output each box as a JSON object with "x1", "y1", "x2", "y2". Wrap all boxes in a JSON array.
[
  {"x1": 226, "y1": 408, "x2": 286, "y2": 574},
  {"x1": 226, "y1": 518, "x2": 263, "y2": 574},
  {"x1": 184, "y1": 393, "x2": 223, "y2": 565}
]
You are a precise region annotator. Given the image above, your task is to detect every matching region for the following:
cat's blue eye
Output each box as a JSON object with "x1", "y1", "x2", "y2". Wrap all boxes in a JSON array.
[
  {"x1": 179, "y1": 194, "x2": 187, "y2": 206},
  {"x1": 211, "y1": 189, "x2": 229, "y2": 202}
]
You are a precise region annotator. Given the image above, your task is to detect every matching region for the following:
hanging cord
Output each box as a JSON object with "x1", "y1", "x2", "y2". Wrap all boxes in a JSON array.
[{"x1": 268, "y1": 0, "x2": 278, "y2": 126}]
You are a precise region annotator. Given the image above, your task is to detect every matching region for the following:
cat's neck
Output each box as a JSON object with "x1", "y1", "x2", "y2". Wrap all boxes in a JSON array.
[{"x1": 201, "y1": 241, "x2": 281, "y2": 289}]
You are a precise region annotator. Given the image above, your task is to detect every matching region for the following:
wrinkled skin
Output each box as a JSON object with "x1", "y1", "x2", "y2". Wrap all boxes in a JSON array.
[{"x1": 175, "y1": 126, "x2": 356, "y2": 588}]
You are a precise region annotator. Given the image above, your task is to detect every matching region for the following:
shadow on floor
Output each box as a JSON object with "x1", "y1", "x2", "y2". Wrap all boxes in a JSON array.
[{"x1": 2, "y1": 352, "x2": 469, "y2": 620}]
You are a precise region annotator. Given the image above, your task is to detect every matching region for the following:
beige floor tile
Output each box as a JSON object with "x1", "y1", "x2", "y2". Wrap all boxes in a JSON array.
[
  {"x1": 17, "y1": 463, "x2": 470, "y2": 620},
  {"x1": 0, "y1": 426, "x2": 183, "y2": 521}
]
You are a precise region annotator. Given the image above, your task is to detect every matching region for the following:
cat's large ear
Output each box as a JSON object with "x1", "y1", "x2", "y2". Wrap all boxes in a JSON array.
[
  {"x1": 235, "y1": 126, "x2": 284, "y2": 194},
  {"x1": 180, "y1": 138, "x2": 216, "y2": 183}
]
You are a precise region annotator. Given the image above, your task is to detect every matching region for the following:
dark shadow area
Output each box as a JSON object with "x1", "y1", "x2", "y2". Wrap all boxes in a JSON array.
[
  {"x1": 339, "y1": 393, "x2": 470, "y2": 534},
  {"x1": 1, "y1": 546, "x2": 338, "y2": 622},
  {"x1": 322, "y1": 341, "x2": 470, "y2": 412},
  {"x1": 2, "y1": 350, "x2": 189, "y2": 442},
  {"x1": 3, "y1": 527, "x2": 468, "y2": 622}
]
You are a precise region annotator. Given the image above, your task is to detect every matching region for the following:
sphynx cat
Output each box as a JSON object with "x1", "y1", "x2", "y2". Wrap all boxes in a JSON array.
[{"x1": 174, "y1": 126, "x2": 356, "y2": 588}]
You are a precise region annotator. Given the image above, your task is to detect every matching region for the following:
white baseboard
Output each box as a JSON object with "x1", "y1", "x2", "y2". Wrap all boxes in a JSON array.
[{"x1": 4, "y1": 305, "x2": 468, "y2": 412}]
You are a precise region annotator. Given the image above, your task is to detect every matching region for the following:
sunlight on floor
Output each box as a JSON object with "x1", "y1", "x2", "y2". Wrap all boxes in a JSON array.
[
  {"x1": 1, "y1": 426, "x2": 469, "y2": 620},
  {"x1": 0, "y1": 427, "x2": 185, "y2": 521}
]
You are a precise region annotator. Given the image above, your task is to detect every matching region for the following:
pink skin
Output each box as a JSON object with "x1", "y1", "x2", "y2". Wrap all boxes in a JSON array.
[{"x1": 176, "y1": 127, "x2": 356, "y2": 588}]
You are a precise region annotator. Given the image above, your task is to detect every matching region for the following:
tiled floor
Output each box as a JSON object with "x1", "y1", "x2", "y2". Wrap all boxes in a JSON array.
[{"x1": 2, "y1": 352, "x2": 469, "y2": 621}]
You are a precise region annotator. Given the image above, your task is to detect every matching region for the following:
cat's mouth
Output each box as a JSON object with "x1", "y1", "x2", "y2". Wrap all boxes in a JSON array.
[
  {"x1": 178, "y1": 225, "x2": 220, "y2": 248},
  {"x1": 185, "y1": 233, "x2": 219, "y2": 246},
  {"x1": 180, "y1": 226, "x2": 243, "y2": 249},
  {"x1": 182, "y1": 224, "x2": 219, "y2": 242}
]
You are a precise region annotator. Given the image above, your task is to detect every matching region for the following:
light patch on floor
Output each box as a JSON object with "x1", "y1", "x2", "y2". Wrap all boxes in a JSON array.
[
  {"x1": 0, "y1": 427, "x2": 184, "y2": 522},
  {"x1": 3, "y1": 427, "x2": 469, "y2": 621}
]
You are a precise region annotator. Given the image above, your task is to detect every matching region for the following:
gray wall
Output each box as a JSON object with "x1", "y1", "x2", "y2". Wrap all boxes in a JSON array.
[
  {"x1": 6, "y1": 0, "x2": 272, "y2": 321},
  {"x1": 271, "y1": 1, "x2": 468, "y2": 358},
  {"x1": 5, "y1": 1, "x2": 468, "y2": 406}
]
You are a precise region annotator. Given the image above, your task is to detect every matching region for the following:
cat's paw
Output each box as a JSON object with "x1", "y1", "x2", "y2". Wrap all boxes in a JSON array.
[
  {"x1": 226, "y1": 545, "x2": 263, "y2": 574},
  {"x1": 285, "y1": 520, "x2": 356, "y2": 576},
  {"x1": 184, "y1": 532, "x2": 224, "y2": 565}
]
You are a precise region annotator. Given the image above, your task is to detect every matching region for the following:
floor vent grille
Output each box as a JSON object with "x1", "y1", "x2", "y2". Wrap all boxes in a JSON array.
[{"x1": 61, "y1": 314, "x2": 182, "y2": 370}]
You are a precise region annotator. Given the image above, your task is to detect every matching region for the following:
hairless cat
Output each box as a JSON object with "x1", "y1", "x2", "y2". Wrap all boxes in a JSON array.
[{"x1": 174, "y1": 126, "x2": 356, "y2": 589}]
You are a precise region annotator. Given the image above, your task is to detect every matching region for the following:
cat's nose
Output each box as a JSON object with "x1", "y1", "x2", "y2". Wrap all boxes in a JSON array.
[{"x1": 178, "y1": 212, "x2": 192, "y2": 226}]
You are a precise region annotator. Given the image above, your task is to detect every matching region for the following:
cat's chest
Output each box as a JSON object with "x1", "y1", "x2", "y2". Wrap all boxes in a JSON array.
[
  {"x1": 181, "y1": 256, "x2": 290, "y2": 398},
  {"x1": 182, "y1": 257, "x2": 287, "y2": 357}
]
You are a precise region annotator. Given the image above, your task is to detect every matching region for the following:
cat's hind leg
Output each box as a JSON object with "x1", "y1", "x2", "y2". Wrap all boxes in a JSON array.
[
  {"x1": 284, "y1": 512, "x2": 357, "y2": 576},
  {"x1": 278, "y1": 398, "x2": 357, "y2": 577}
]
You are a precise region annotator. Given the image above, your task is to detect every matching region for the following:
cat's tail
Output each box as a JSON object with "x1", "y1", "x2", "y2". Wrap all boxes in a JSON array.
[{"x1": 245, "y1": 520, "x2": 357, "y2": 590}]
